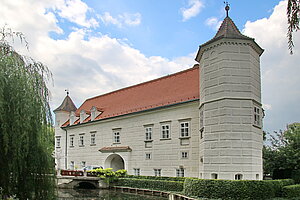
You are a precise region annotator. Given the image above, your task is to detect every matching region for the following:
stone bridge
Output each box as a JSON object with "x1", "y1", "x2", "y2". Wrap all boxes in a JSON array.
[{"x1": 56, "y1": 170, "x2": 108, "y2": 189}]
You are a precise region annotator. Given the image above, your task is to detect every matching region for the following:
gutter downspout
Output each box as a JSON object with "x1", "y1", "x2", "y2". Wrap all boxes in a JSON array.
[{"x1": 65, "y1": 129, "x2": 68, "y2": 169}]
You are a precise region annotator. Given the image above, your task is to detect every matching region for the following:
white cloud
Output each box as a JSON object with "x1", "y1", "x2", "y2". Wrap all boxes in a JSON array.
[
  {"x1": 100, "y1": 12, "x2": 141, "y2": 28},
  {"x1": 205, "y1": 17, "x2": 222, "y2": 30},
  {"x1": 100, "y1": 12, "x2": 122, "y2": 27},
  {"x1": 243, "y1": 0, "x2": 300, "y2": 132},
  {"x1": 263, "y1": 104, "x2": 272, "y2": 111},
  {"x1": 121, "y1": 13, "x2": 142, "y2": 26},
  {"x1": 0, "y1": 0, "x2": 192, "y2": 111},
  {"x1": 181, "y1": 0, "x2": 204, "y2": 21},
  {"x1": 56, "y1": 0, "x2": 99, "y2": 28}
]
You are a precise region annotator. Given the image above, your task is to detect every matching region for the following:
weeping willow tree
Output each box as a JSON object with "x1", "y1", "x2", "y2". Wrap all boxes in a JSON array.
[
  {"x1": 0, "y1": 28, "x2": 55, "y2": 199},
  {"x1": 287, "y1": 0, "x2": 300, "y2": 54}
]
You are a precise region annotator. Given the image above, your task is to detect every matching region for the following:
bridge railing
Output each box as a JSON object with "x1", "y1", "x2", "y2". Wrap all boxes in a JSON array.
[
  {"x1": 60, "y1": 170, "x2": 98, "y2": 177},
  {"x1": 60, "y1": 170, "x2": 84, "y2": 176}
]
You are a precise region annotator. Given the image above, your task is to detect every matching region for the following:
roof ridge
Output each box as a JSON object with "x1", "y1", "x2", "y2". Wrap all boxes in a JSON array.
[{"x1": 85, "y1": 66, "x2": 199, "y2": 102}]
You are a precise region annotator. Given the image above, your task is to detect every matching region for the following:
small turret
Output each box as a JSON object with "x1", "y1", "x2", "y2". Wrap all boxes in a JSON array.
[{"x1": 54, "y1": 91, "x2": 77, "y2": 170}]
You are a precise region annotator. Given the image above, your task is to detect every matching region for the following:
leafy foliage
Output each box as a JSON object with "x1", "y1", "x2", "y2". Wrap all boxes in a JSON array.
[
  {"x1": 183, "y1": 178, "x2": 294, "y2": 200},
  {"x1": 0, "y1": 27, "x2": 54, "y2": 199},
  {"x1": 264, "y1": 123, "x2": 300, "y2": 177},
  {"x1": 89, "y1": 168, "x2": 127, "y2": 183},
  {"x1": 283, "y1": 184, "x2": 300, "y2": 198},
  {"x1": 125, "y1": 175, "x2": 186, "y2": 182},
  {"x1": 287, "y1": 0, "x2": 300, "y2": 54},
  {"x1": 115, "y1": 178, "x2": 184, "y2": 192}
]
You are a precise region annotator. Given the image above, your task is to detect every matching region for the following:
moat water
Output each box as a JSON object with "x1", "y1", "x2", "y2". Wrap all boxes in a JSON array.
[{"x1": 57, "y1": 188, "x2": 168, "y2": 200}]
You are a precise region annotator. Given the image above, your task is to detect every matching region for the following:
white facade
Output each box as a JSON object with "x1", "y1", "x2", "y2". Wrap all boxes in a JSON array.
[
  {"x1": 54, "y1": 14, "x2": 264, "y2": 180},
  {"x1": 196, "y1": 37, "x2": 264, "y2": 180}
]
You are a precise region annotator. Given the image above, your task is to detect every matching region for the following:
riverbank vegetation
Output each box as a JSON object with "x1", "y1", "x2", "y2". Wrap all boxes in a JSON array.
[{"x1": 113, "y1": 176, "x2": 300, "y2": 199}]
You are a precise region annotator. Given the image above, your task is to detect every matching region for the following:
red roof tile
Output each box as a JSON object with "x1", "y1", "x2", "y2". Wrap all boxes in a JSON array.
[{"x1": 62, "y1": 66, "x2": 199, "y2": 127}]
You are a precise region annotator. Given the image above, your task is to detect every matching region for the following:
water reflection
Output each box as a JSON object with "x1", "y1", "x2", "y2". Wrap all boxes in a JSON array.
[{"x1": 57, "y1": 188, "x2": 167, "y2": 200}]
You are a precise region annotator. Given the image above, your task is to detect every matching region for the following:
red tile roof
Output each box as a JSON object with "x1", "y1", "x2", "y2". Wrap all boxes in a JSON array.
[{"x1": 62, "y1": 66, "x2": 199, "y2": 127}]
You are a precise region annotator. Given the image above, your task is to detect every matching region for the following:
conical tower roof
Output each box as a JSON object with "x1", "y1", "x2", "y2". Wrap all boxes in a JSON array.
[
  {"x1": 213, "y1": 16, "x2": 252, "y2": 40},
  {"x1": 54, "y1": 94, "x2": 77, "y2": 112}
]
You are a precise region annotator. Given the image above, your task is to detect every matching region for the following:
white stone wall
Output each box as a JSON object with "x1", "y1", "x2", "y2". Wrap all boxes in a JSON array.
[
  {"x1": 54, "y1": 110, "x2": 70, "y2": 170},
  {"x1": 59, "y1": 101, "x2": 200, "y2": 177},
  {"x1": 198, "y1": 38, "x2": 263, "y2": 180}
]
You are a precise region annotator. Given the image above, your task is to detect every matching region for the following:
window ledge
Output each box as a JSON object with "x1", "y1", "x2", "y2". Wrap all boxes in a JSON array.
[
  {"x1": 144, "y1": 140, "x2": 153, "y2": 142},
  {"x1": 113, "y1": 142, "x2": 121, "y2": 145},
  {"x1": 79, "y1": 145, "x2": 85, "y2": 147},
  {"x1": 160, "y1": 138, "x2": 171, "y2": 141},
  {"x1": 90, "y1": 144, "x2": 96, "y2": 146},
  {"x1": 252, "y1": 124, "x2": 262, "y2": 129},
  {"x1": 69, "y1": 146, "x2": 74, "y2": 148},
  {"x1": 179, "y1": 136, "x2": 190, "y2": 139},
  {"x1": 56, "y1": 147, "x2": 61, "y2": 148}
]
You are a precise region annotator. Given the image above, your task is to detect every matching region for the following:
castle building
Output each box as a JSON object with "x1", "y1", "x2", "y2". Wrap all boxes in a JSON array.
[{"x1": 54, "y1": 8, "x2": 264, "y2": 180}]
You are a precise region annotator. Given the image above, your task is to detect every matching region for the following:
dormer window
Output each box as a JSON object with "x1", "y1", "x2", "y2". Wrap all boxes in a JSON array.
[
  {"x1": 90, "y1": 106, "x2": 101, "y2": 121},
  {"x1": 80, "y1": 110, "x2": 87, "y2": 123},
  {"x1": 69, "y1": 111, "x2": 76, "y2": 125}
]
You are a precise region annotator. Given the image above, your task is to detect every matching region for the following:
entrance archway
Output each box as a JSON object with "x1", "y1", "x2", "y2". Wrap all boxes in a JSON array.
[{"x1": 104, "y1": 154, "x2": 125, "y2": 171}]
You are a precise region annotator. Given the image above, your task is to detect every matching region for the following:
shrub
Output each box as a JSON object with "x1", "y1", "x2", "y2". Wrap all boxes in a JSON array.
[
  {"x1": 266, "y1": 179, "x2": 295, "y2": 197},
  {"x1": 292, "y1": 170, "x2": 300, "y2": 184},
  {"x1": 283, "y1": 184, "x2": 300, "y2": 198},
  {"x1": 89, "y1": 168, "x2": 127, "y2": 183},
  {"x1": 115, "y1": 178, "x2": 184, "y2": 192},
  {"x1": 125, "y1": 175, "x2": 186, "y2": 182},
  {"x1": 183, "y1": 178, "x2": 294, "y2": 200}
]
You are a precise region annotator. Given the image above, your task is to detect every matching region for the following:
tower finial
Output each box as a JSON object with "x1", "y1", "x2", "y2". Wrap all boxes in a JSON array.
[
  {"x1": 65, "y1": 89, "x2": 69, "y2": 96},
  {"x1": 224, "y1": 1, "x2": 230, "y2": 17}
]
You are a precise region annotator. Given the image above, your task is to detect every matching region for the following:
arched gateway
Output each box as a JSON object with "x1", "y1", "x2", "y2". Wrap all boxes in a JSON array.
[{"x1": 104, "y1": 154, "x2": 125, "y2": 171}]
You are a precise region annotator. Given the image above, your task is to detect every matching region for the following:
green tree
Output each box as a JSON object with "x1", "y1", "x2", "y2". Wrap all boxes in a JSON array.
[
  {"x1": 287, "y1": 0, "x2": 300, "y2": 54},
  {"x1": 264, "y1": 123, "x2": 300, "y2": 176},
  {"x1": 0, "y1": 28, "x2": 55, "y2": 199}
]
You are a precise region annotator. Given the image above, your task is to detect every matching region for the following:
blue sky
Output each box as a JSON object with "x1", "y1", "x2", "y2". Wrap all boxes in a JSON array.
[
  {"x1": 50, "y1": 0, "x2": 282, "y2": 58},
  {"x1": 0, "y1": 0, "x2": 299, "y2": 134}
]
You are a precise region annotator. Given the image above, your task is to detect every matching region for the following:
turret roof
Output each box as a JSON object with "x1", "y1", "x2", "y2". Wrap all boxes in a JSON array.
[
  {"x1": 213, "y1": 16, "x2": 252, "y2": 40},
  {"x1": 54, "y1": 95, "x2": 77, "y2": 112}
]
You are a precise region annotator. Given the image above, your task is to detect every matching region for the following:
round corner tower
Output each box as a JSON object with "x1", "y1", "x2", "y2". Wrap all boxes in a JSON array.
[
  {"x1": 196, "y1": 8, "x2": 264, "y2": 180},
  {"x1": 54, "y1": 93, "x2": 77, "y2": 170}
]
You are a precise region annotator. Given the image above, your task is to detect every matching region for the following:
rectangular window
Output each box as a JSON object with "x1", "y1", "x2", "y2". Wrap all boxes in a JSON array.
[
  {"x1": 254, "y1": 107, "x2": 261, "y2": 126},
  {"x1": 154, "y1": 169, "x2": 161, "y2": 177},
  {"x1": 70, "y1": 161, "x2": 74, "y2": 170},
  {"x1": 180, "y1": 122, "x2": 189, "y2": 137},
  {"x1": 134, "y1": 168, "x2": 140, "y2": 176},
  {"x1": 56, "y1": 137, "x2": 61, "y2": 148},
  {"x1": 81, "y1": 161, "x2": 86, "y2": 168},
  {"x1": 90, "y1": 133, "x2": 96, "y2": 145},
  {"x1": 145, "y1": 153, "x2": 151, "y2": 160},
  {"x1": 161, "y1": 124, "x2": 170, "y2": 139},
  {"x1": 145, "y1": 127, "x2": 152, "y2": 141},
  {"x1": 181, "y1": 152, "x2": 188, "y2": 159},
  {"x1": 79, "y1": 135, "x2": 84, "y2": 146},
  {"x1": 176, "y1": 168, "x2": 184, "y2": 177},
  {"x1": 70, "y1": 135, "x2": 74, "y2": 147},
  {"x1": 113, "y1": 130, "x2": 120, "y2": 143},
  {"x1": 200, "y1": 110, "x2": 204, "y2": 128}
]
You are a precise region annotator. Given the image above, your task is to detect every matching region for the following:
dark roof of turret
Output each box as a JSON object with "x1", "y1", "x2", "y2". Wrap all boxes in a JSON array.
[
  {"x1": 201, "y1": 16, "x2": 253, "y2": 47},
  {"x1": 214, "y1": 16, "x2": 252, "y2": 40},
  {"x1": 54, "y1": 95, "x2": 77, "y2": 112}
]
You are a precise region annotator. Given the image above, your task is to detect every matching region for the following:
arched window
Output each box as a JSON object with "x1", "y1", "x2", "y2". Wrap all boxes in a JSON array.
[
  {"x1": 235, "y1": 174, "x2": 243, "y2": 180},
  {"x1": 211, "y1": 173, "x2": 218, "y2": 179}
]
